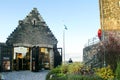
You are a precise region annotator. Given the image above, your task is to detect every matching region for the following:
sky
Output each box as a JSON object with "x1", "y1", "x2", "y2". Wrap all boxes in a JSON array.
[{"x1": 0, "y1": 0, "x2": 100, "y2": 62}]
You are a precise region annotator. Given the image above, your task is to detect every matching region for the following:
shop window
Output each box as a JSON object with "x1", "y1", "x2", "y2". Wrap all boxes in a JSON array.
[
  {"x1": 16, "y1": 53, "x2": 22, "y2": 59},
  {"x1": 2, "y1": 60, "x2": 10, "y2": 71},
  {"x1": 41, "y1": 48, "x2": 49, "y2": 54},
  {"x1": 41, "y1": 48, "x2": 45, "y2": 53}
]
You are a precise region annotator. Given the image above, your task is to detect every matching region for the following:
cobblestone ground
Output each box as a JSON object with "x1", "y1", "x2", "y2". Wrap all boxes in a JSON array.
[{"x1": 1, "y1": 70, "x2": 49, "y2": 80}]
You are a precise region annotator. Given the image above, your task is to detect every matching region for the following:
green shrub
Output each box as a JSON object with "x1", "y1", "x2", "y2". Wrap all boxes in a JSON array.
[
  {"x1": 46, "y1": 66, "x2": 61, "y2": 80},
  {"x1": 46, "y1": 63, "x2": 105, "y2": 80},
  {"x1": 67, "y1": 74, "x2": 103, "y2": 80},
  {"x1": 95, "y1": 65, "x2": 114, "y2": 80},
  {"x1": 68, "y1": 62, "x2": 84, "y2": 74},
  {"x1": 61, "y1": 64, "x2": 69, "y2": 74},
  {"x1": 46, "y1": 72, "x2": 66, "y2": 80},
  {"x1": 115, "y1": 61, "x2": 120, "y2": 79},
  {"x1": 52, "y1": 74, "x2": 67, "y2": 80}
]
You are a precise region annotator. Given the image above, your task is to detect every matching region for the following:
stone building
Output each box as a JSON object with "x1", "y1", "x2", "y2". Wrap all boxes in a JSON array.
[
  {"x1": 99, "y1": 0, "x2": 120, "y2": 31},
  {"x1": 0, "y1": 8, "x2": 62, "y2": 72},
  {"x1": 99, "y1": 0, "x2": 120, "y2": 39}
]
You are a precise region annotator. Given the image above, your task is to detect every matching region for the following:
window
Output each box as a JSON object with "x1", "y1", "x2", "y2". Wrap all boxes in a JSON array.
[{"x1": 2, "y1": 60, "x2": 10, "y2": 70}]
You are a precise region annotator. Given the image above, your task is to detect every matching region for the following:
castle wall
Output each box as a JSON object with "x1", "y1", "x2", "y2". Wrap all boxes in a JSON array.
[{"x1": 100, "y1": 0, "x2": 120, "y2": 30}]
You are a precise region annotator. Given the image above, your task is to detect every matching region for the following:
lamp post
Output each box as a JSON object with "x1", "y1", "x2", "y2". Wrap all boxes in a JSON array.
[{"x1": 63, "y1": 25, "x2": 67, "y2": 64}]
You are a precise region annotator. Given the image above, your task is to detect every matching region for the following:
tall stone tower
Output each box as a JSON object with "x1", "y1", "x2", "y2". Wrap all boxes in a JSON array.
[{"x1": 99, "y1": 0, "x2": 120, "y2": 31}]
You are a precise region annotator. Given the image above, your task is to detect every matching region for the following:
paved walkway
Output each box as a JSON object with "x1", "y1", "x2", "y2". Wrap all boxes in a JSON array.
[{"x1": 1, "y1": 70, "x2": 49, "y2": 80}]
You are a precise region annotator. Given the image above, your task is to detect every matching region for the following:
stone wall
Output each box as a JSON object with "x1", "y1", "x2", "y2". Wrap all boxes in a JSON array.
[
  {"x1": 83, "y1": 42, "x2": 103, "y2": 68},
  {"x1": 100, "y1": 0, "x2": 120, "y2": 30}
]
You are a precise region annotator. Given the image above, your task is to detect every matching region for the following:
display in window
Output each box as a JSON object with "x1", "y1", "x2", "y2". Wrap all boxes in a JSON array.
[{"x1": 2, "y1": 61, "x2": 10, "y2": 70}]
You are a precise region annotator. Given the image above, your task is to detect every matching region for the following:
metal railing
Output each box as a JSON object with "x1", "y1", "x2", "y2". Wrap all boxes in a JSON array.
[{"x1": 84, "y1": 35, "x2": 100, "y2": 47}]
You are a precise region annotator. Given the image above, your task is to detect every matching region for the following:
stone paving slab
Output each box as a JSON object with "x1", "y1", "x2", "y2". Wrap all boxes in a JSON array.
[{"x1": 1, "y1": 70, "x2": 49, "y2": 80}]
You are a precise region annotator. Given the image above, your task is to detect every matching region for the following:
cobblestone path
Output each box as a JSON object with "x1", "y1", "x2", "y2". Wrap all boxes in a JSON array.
[{"x1": 1, "y1": 70, "x2": 49, "y2": 80}]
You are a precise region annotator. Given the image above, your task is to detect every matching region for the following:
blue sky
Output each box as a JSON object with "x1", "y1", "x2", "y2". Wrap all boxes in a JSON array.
[{"x1": 0, "y1": 0, "x2": 100, "y2": 61}]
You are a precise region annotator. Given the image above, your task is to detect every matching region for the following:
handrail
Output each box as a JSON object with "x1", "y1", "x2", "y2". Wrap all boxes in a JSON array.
[{"x1": 84, "y1": 35, "x2": 100, "y2": 47}]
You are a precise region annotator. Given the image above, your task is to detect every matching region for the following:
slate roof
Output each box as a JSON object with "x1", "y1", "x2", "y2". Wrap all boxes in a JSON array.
[{"x1": 6, "y1": 8, "x2": 57, "y2": 47}]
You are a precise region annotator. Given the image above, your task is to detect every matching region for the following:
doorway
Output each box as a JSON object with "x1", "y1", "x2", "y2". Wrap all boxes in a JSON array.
[
  {"x1": 13, "y1": 47, "x2": 30, "y2": 70},
  {"x1": 16, "y1": 53, "x2": 23, "y2": 70}
]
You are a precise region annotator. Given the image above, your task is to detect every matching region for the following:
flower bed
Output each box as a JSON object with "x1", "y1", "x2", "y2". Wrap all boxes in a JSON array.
[{"x1": 46, "y1": 62, "x2": 102, "y2": 80}]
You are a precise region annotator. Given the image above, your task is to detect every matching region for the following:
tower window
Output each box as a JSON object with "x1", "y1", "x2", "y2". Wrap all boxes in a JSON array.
[
  {"x1": 32, "y1": 18, "x2": 37, "y2": 26},
  {"x1": 34, "y1": 20, "x2": 36, "y2": 25}
]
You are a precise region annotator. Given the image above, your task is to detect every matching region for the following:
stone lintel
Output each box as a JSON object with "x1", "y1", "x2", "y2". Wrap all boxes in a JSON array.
[{"x1": 13, "y1": 43, "x2": 53, "y2": 48}]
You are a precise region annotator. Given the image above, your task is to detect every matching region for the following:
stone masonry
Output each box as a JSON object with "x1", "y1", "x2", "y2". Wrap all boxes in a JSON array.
[
  {"x1": 83, "y1": 42, "x2": 103, "y2": 68},
  {"x1": 6, "y1": 8, "x2": 57, "y2": 47},
  {"x1": 99, "y1": 0, "x2": 120, "y2": 31}
]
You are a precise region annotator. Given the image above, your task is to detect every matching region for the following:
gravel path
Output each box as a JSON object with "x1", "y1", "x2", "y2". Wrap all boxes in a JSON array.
[{"x1": 1, "y1": 70, "x2": 49, "y2": 80}]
